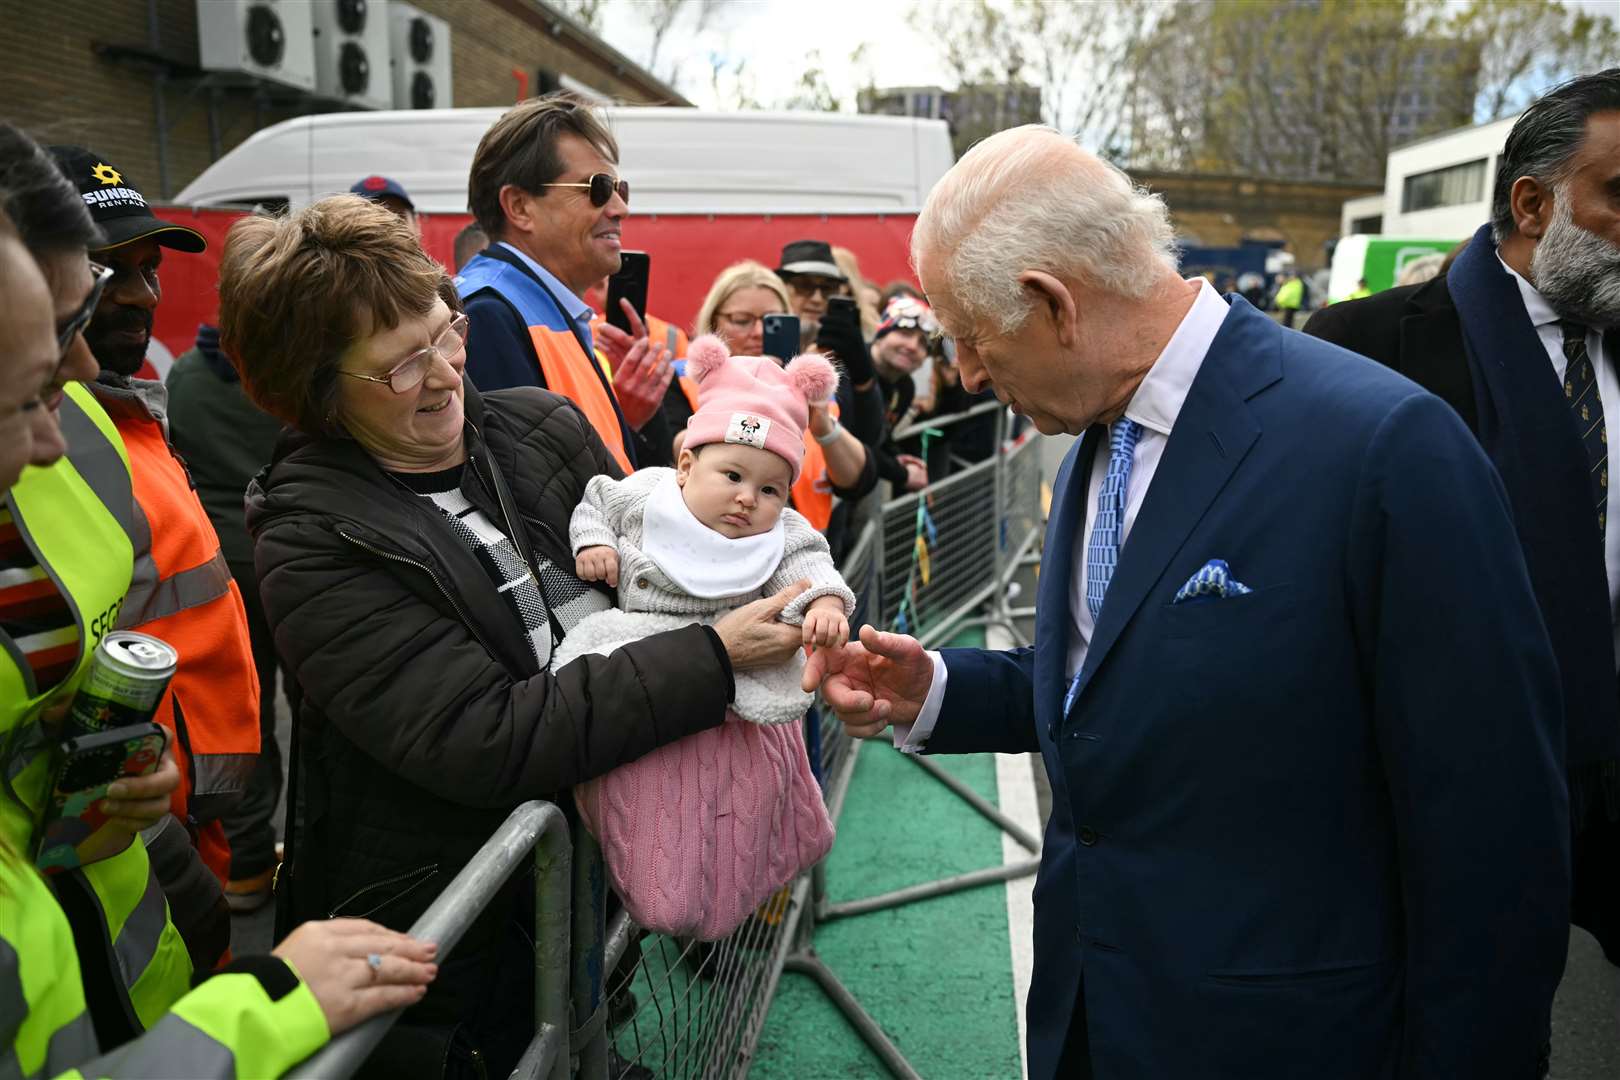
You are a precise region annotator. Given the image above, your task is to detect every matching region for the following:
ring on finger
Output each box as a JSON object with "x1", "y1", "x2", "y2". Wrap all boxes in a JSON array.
[{"x1": 367, "y1": 952, "x2": 383, "y2": 980}]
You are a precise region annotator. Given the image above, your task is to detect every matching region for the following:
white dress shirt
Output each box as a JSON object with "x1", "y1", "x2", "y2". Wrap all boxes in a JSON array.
[
  {"x1": 1497, "y1": 256, "x2": 1620, "y2": 662},
  {"x1": 896, "y1": 278, "x2": 1233, "y2": 751}
]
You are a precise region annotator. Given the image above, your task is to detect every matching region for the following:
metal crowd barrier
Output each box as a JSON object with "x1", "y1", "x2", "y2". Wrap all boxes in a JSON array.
[
  {"x1": 294, "y1": 800, "x2": 576, "y2": 1080},
  {"x1": 294, "y1": 401, "x2": 1045, "y2": 1080}
]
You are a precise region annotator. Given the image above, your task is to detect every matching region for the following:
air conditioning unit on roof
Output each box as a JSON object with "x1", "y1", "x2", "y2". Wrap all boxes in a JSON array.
[
  {"x1": 312, "y1": 0, "x2": 394, "y2": 111},
  {"x1": 196, "y1": 0, "x2": 317, "y2": 93},
  {"x1": 388, "y1": 2, "x2": 452, "y2": 110}
]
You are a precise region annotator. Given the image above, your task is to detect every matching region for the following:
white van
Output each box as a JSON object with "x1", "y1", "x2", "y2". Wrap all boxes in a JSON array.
[{"x1": 174, "y1": 107, "x2": 955, "y2": 213}]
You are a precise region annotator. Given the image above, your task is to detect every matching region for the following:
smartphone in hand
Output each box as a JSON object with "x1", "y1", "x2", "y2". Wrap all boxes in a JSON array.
[
  {"x1": 762, "y1": 313, "x2": 801, "y2": 362},
  {"x1": 34, "y1": 722, "x2": 167, "y2": 874},
  {"x1": 606, "y1": 251, "x2": 651, "y2": 334}
]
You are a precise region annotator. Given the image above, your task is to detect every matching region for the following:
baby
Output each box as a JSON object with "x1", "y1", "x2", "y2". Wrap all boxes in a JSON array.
[
  {"x1": 571, "y1": 354, "x2": 851, "y2": 650},
  {"x1": 558, "y1": 334, "x2": 851, "y2": 940}
]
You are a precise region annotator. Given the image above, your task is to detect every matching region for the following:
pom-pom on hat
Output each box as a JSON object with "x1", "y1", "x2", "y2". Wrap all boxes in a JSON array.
[{"x1": 683, "y1": 334, "x2": 838, "y2": 482}]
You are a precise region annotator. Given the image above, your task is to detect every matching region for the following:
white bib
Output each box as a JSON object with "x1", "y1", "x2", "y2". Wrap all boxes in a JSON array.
[{"x1": 641, "y1": 472, "x2": 785, "y2": 600}]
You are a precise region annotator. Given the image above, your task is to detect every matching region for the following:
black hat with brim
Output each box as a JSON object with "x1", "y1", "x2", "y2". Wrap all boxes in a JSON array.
[
  {"x1": 776, "y1": 238, "x2": 846, "y2": 281},
  {"x1": 48, "y1": 145, "x2": 207, "y2": 254}
]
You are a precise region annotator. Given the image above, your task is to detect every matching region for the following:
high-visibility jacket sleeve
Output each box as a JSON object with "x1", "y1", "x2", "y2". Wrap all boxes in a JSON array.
[
  {"x1": 2, "y1": 851, "x2": 329, "y2": 1080},
  {"x1": 65, "y1": 967, "x2": 329, "y2": 1079}
]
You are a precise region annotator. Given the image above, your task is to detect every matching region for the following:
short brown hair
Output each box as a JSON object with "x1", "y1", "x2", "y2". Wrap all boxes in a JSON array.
[
  {"x1": 466, "y1": 92, "x2": 619, "y2": 240},
  {"x1": 218, "y1": 195, "x2": 446, "y2": 435}
]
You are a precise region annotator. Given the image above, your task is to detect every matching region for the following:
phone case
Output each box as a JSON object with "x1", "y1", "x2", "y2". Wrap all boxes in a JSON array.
[
  {"x1": 34, "y1": 723, "x2": 167, "y2": 875},
  {"x1": 762, "y1": 314, "x2": 800, "y2": 362}
]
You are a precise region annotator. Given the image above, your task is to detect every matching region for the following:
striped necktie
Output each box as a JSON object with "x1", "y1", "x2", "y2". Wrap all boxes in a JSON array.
[{"x1": 1562, "y1": 320, "x2": 1607, "y2": 539}]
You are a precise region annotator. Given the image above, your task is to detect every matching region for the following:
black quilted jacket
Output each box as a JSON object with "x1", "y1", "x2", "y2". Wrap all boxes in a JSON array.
[{"x1": 245, "y1": 386, "x2": 730, "y2": 1049}]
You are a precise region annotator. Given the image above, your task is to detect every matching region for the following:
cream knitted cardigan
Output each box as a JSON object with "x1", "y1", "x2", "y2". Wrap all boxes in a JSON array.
[{"x1": 569, "y1": 468, "x2": 855, "y2": 624}]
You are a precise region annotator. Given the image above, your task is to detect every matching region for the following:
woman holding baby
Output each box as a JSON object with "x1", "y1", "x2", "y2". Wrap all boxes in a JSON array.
[{"x1": 222, "y1": 196, "x2": 842, "y2": 1077}]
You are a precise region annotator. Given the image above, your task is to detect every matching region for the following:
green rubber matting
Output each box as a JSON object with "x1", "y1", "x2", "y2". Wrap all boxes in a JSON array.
[{"x1": 751, "y1": 630, "x2": 1022, "y2": 1078}]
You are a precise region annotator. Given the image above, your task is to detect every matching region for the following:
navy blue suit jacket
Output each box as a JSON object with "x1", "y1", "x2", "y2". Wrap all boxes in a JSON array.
[{"x1": 927, "y1": 298, "x2": 1570, "y2": 1079}]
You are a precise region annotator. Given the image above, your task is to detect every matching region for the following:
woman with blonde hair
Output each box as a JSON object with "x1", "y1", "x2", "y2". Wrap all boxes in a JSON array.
[{"x1": 679, "y1": 260, "x2": 882, "y2": 555}]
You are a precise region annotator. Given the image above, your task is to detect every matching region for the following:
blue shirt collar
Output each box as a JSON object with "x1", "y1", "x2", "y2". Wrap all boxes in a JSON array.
[{"x1": 496, "y1": 241, "x2": 594, "y2": 332}]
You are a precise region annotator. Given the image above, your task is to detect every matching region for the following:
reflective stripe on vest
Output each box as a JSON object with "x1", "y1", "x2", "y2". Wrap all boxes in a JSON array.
[
  {"x1": 458, "y1": 255, "x2": 634, "y2": 473},
  {"x1": 119, "y1": 547, "x2": 232, "y2": 627},
  {"x1": 84, "y1": 1013, "x2": 235, "y2": 1077}
]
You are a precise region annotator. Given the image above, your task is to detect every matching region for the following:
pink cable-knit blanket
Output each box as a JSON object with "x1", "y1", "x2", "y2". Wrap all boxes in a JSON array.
[{"x1": 559, "y1": 609, "x2": 835, "y2": 940}]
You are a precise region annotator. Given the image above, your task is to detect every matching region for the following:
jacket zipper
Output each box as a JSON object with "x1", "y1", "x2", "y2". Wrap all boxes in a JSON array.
[{"x1": 336, "y1": 529, "x2": 501, "y2": 659}]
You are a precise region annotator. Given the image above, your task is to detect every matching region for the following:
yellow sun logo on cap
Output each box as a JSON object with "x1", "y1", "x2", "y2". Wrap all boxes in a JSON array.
[{"x1": 91, "y1": 163, "x2": 122, "y2": 186}]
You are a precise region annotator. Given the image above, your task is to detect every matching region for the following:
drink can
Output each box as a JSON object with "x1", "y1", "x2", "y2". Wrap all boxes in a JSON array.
[{"x1": 66, "y1": 631, "x2": 177, "y2": 735}]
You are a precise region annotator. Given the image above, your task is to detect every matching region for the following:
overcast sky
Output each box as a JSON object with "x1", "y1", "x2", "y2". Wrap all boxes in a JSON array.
[{"x1": 594, "y1": 0, "x2": 1618, "y2": 113}]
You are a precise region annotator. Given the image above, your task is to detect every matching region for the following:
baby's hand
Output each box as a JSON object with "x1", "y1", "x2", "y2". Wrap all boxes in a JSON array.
[
  {"x1": 802, "y1": 600, "x2": 849, "y2": 651},
  {"x1": 575, "y1": 546, "x2": 619, "y2": 587}
]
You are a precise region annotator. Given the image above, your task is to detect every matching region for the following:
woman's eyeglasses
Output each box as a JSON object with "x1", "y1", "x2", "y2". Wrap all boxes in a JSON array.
[
  {"x1": 57, "y1": 262, "x2": 113, "y2": 357},
  {"x1": 340, "y1": 313, "x2": 469, "y2": 394},
  {"x1": 717, "y1": 311, "x2": 775, "y2": 331},
  {"x1": 539, "y1": 173, "x2": 630, "y2": 208}
]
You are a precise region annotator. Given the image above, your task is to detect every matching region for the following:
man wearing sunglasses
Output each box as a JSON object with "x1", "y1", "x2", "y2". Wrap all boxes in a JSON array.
[
  {"x1": 457, "y1": 93, "x2": 673, "y2": 474},
  {"x1": 50, "y1": 145, "x2": 262, "y2": 956}
]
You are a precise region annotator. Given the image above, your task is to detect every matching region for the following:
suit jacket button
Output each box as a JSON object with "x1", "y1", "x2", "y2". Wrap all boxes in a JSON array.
[
  {"x1": 636, "y1": 577, "x2": 649, "y2": 589},
  {"x1": 1046, "y1": 725, "x2": 1056, "y2": 741},
  {"x1": 1078, "y1": 826, "x2": 1099, "y2": 847}
]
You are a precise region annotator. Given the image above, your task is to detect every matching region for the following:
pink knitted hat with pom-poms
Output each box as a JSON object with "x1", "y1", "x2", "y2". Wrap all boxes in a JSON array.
[{"x1": 682, "y1": 334, "x2": 839, "y2": 482}]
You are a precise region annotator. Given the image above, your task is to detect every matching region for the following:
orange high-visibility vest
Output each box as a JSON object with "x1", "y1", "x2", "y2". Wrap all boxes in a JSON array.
[
  {"x1": 676, "y1": 374, "x2": 836, "y2": 531},
  {"x1": 91, "y1": 380, "x2": 259, "y2": 888},
  {"x1": 459, "y1": 254, "x2": 635, "y2": 474},
  {"x1": 528, "y1": 327, "x2": 633, "y2": 474}
]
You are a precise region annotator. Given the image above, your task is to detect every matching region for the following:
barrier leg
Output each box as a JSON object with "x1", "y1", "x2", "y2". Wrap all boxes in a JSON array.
[{"x1": 571, "y1": 818, "x2": 608, "y2": 1080}]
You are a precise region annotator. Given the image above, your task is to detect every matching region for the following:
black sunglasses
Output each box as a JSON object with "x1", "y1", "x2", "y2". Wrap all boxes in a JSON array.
[
  {"x1": 539, "y1": 173, "x2": 629, "y2": 208},
  {"x1": 58, "y1": 262, "x2": 113, "y2": 357}
]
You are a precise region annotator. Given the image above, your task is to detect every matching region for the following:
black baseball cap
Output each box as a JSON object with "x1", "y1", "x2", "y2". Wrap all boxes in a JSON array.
[
  {"x1": 776, "y1": 239, "x2": 845, "y2": 281},
  {"x1": 350, "y1": 174, "x2": 416, "y2": 209},
  {"x1": 48, "y1": 145, "x2": 206, "y2": 253}
]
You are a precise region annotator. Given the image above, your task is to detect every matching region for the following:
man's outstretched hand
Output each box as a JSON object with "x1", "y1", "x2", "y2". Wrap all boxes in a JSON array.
[{"x1": 802, "y1": 624, "x2": 934, "y2": 739}]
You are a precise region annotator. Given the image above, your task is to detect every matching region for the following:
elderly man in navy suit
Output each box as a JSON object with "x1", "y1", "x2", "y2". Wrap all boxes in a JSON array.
[{"x1": 804, "y1": 126, "x2": 1571, "y2": 1079}]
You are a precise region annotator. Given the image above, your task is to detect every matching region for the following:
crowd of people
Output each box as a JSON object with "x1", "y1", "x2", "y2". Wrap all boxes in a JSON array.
[{"x1": 3, "y1": 61, "x2": 1619, "y2": 1080}]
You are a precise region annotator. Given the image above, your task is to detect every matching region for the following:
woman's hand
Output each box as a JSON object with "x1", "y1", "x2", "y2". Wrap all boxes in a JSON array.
[
  {"x1": 598, "y1": 302, "x2": 674, "y2": 432},
  {"x1": 715, "y1": 581, "x2": 810, "y2": 671},
  {"x1": 272, "y1": 919, "x2": 438, "y2": 1036},
  {"x1": 808, "y1": 402, "x2": 835, "y2": 440}
]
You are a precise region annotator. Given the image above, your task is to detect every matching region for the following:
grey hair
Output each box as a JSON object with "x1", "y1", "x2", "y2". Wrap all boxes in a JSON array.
[
  {"x1": 913, "y1": 125, "x2": 1178, "y2": 334},
  {"x1": 1491, "y1": 68, "x2": 1620, "y2": 244}
]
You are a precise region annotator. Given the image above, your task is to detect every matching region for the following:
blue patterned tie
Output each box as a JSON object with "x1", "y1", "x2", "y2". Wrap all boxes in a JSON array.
[
  {"x1": 1562, "y1": 321, "x2": 1607, "y2": 539},
  {"x1": 1086, "y1": 419, "x2": 1143, "y2": 621},
  {"x1": 1065, "y1": 419, "x2": 1142, "y2": 717}
]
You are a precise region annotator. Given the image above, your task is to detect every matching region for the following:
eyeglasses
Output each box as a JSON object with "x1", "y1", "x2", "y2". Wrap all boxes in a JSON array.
[
  {"x1": 340, "y1": 313, "x2": 468, "y2": 394},
  {"x1": 717, "y1": 311, "x2": 776, "y2": 331},
  {"x1": 538, "y1": 173, "x2": 629, "y2": 208},
  {"x1": 57, "y1": 262, "x2": 113, "y2": 358},
  {"x1": 786, "y1": 277, "x2": 845, "y2": 300}
]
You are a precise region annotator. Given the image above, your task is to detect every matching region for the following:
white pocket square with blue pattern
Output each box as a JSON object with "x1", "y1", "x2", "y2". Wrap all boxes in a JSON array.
[{"x1": 1173, "y1": 559, "x2": 1253, "y2": 603}]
